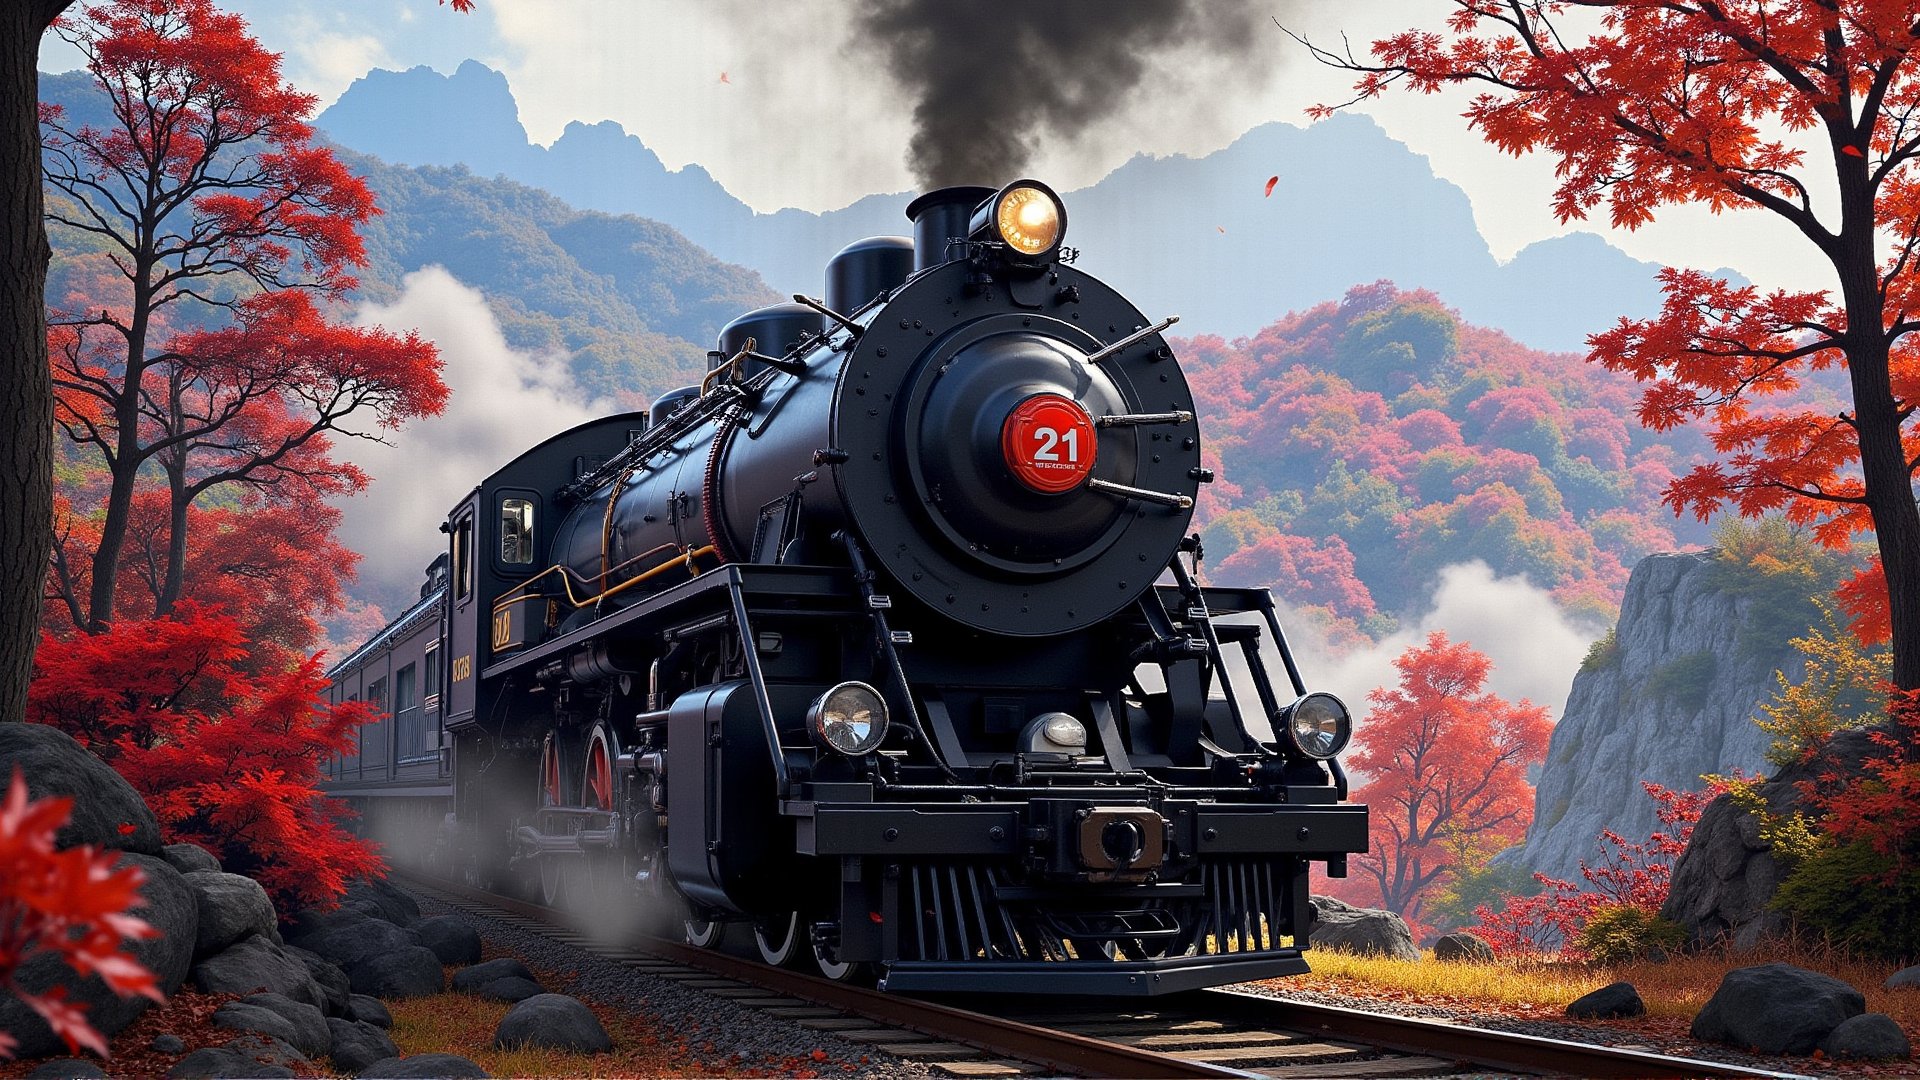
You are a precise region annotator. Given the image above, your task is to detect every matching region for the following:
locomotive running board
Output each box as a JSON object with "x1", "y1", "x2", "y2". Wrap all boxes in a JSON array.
[
  {"x1": 880, "y1": 950, "x2": 1311, "y2": 996},
  {"x1": 480, "y1": 563, "x2": 854, "y2": 682}
]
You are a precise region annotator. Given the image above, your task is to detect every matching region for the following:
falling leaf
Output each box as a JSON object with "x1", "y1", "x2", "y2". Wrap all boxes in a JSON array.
[
  {"x1": 1264, "y1": 175, "x2": 1279, "y2": 197},
  {"x1": 719, "y1": 71, "x2": 730, "y2": 84},
  {"x1": 117, "y1": 821, "x2": 136, "y2": 835},
  {"x1": 1216, "y1": 225, "x2": 1227, "y2": 234},
  {"x1": 1841, "y1": 144, "x2": 1864, "y2": 157}
]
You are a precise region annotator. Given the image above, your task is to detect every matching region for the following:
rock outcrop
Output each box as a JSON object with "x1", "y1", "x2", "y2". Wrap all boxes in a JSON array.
[
  {"x1": 1661, "y1": 726, "x2": 1880, "y2": 948},
  {"x1": 1307, "y1": 895, "x2": 1420, "y2": 961},
  {"x1": 1691, "y1": 962, "x2": 1865, "y2": 1054},
  {"x1": 1506, "y1": 552, "x2": 1814, "y2": 884}
]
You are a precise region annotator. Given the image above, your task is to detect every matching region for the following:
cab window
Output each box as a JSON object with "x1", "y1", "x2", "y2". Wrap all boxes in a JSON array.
[
  {"x1": 452, "y1": 515, "x2": 473, "y2": 602},
  {"x1": 500, "y1": 497, "x2": 535, "y2": 565}
]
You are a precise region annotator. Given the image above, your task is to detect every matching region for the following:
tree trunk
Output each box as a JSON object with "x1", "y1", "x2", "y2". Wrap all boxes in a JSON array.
[{"x1": 0, "y1": 3, "x2": 71, "y2": 722}]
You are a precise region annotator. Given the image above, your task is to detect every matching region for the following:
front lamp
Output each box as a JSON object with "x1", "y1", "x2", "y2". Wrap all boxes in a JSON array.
[
  {"x1": 1277, "y1": 692, "x2": 1352, "y2": 760},
  {"x1": 971, "y1": 179, "x2": 1066, "y2": 262},
  {"x1": 808, "y1": 681, "x2": 889, "y2": 756}
]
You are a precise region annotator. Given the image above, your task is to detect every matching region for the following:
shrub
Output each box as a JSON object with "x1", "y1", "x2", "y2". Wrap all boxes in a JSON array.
[
  {"x1": 1645, "y1": 650, "x2": 1717, "y2": 712},
  {"x1": 1579, "y1": 626, "x2": 1620, "y2": 674},
  {"x1": 1574, "y1": 904, "x2": 1687, "y2": 964},
  {"x1": 1753, "y1": 605, "x2": 1889, "y2": 767},
  {"x1": 1772, "y1": 840, "x2": 1920, "y2": 960}
]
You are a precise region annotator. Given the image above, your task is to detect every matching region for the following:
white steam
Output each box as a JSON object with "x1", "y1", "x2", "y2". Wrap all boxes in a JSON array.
[
  {"x1": 337, "y1": 267, "x2": 607, "y2": 607},
  {"x1": 1287, "y1": 561, "x2": 1593, "y2": 727}
]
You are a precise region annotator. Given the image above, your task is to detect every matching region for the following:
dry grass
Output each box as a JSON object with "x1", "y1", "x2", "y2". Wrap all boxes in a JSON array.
[{"x1": 1284, "y1": 940, "x2": 1920, "y2": 1030}]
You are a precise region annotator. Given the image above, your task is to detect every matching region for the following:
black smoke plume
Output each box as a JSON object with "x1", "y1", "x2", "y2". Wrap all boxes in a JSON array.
[{"x1": 853, "y1": 0, "x2": 1278, "y2": 189}]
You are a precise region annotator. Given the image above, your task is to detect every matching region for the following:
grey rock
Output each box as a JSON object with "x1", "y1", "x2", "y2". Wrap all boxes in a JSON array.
[
  {"x1": 412, "y1": 914, "x2": 482, "y2": 965},
  {"x1": 1662, "y1": 727, "x2": 1881, "y2": 948},
  {"x1": 1432, "y1": 931, "x2": 1494, "y2": 962},
  {"x1": 1888, "y1": 964, "x2": 1920, "y2": 990},
  {"x1": 1567, "y1": 981, "x2": 1646, "y2": 1019},
  {"x1": 161, "y1": 842, "x2": 221, "y2": 874},
  {"x1": 342, "y1": 877, "x2": 421, "y2": 927},
  {"x1": 346, "y1": 993, "x2": 393, "y2": 1028},
  {"x1": 237, "y1": 992, "x2": 330, "y2": 1058},
  {"x1": 451, "y1": 956, "x2": 536, "y2": 992},
  {"x1": 1820, "y1": 1013, "x2": 1912, "y2": 1061},
  {"x1": 1306, "y1": 895, "x2": 1420, "y2": 961},
  {"x1": 151, "y1": 1033, "x2": 187, "y2": 1054},
  {"x1": 213, "y1": 1002, "x2": 313, "y2": 1058},
  {"x1": 185, "y1": 870, "x2": 278, "y2": 958},
  {"x1": 25, "y1": 1059, "x2": 108, "y2": 1079},
  {"x1": 359, "y1": 1053, "x2": 492, "y2": 1078},
  {"x1": 326, "y1": 1017, "x2": 401, "y2": 1073},
  {"x1": 348, "y1": 945, "x2": 444, "y2": 998},
  {"x1": 1504, "y1": 551, "x2": 1855, "y2": 890},
  {"x1": 0, "y1": 723, "x2": 161, "y2": 854},
  {"x1": 493, "y1": 992, "x2": 612, "y2": 1053},
  {"x1": 1690, "y1": 962, "x2": 1866, "y2": 1054},
  {"x1": 283, "y1": 943, "x2": 351, "y2": 1016},
  {"x1": 168, "y1": 1034, "x2": 307, "y2": 1078},
  {"x1": 190, "y1": 934, "x2": 325, "y2": 1009},
  {"x1": 287, "y1": 908, "x2": 419, "y2": 969},
  {"x1": 475, "y1": 975, "x2": 544, "y2": 1003},
  {"x1": 0, "y1": 852, "x2": 197, "y2": 1058}
]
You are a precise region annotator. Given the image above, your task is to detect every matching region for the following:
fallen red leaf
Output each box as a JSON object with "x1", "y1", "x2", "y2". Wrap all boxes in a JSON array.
[{"x1": 1264, "y1": 175, "x2": 1279, "y2": 197}]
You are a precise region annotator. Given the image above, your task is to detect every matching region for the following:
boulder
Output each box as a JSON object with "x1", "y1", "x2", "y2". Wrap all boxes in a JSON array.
[
  {"x1": 1690, "y1": 962, "x2": 1866, "y2": 1054},
  {"x1": 1888, "y1": 964, "x2": 1920, "y2": 990},
  {"x1": 346, "y1": 993, "x2": 393, "y2": 1028},
  {"x1": 185, "y1": 870, "x2": 278, "y2": 958},
  {"x1": 237, "y1": 992, "x2": 331, "y2": 1058},
  {"x1": 282, "y1": 944, "x2": 351, "y2": 1017},
  {"x1": 342, "y1": 877, "x2": 421, "y2": 927},
  {"x1": 348, "y1": 945, "x2": 445, "y2": 998},
  {"x1": 213, "y1": 1001, "x2": 324, "y2": 1060},
  {"x1": 474, "y1": 975, "x2": 545, "y2": 1003},
  {"x1": 0, "y1": 723, "x2": 161, "y2": 855},
  {"x1": 494, "y1": 993, "x2": 613, "y2": 1053},
  {"x1": 451, "y1": 957, "x2": 536, "y2": 992},
  {"x1": 1567, "y1": 981, "x2": 1646, "y2": 1019},
  {"x1": 360, "y1": 1053, "x2": 492, "y2": 1078},
  {"x1": 0, "y1": 852, "x2": 197, "y2": 1058},
  {"x1": 151, "y1": 1033, "x2": 186, "y2": 1054},
  {"x1": 161, "y1": 842, "x2": 221, "y2": 874},
  {"x1": 287, "y1": 909, "x2": 419, "y2": 970},
  {"x1": 1306, "y1": 895, "x2": 1420, "y2": 961},
  {"x1": 326, "y1": 1016, "x2": 401, "y2": 1073},
  {"x1": 412, "y1": 914, "x2": 482, "y2": 965},
  {"x1": 1662, "y1": 728, "x2": 1880, "y2": 949},
  {"x1": 25, "y1": 1059, "x2": 108, "y2": 1079},
  {"x1": 1433, "y1": 931, "x2": 1494, "y2": 962},
  {"x1": 1820, "y1": 1013, "x2": 1911, "y2": 1061},
  {"x1": 168, "y1": 1033, "x2": 308, "y2": 1078},
  {"x1": 190, "y1": 934, "x2": 325, "y2": 1009}
]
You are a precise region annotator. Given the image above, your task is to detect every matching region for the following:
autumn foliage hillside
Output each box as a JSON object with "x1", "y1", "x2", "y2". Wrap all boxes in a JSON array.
[{"x1": 1185, "y1": 282, "x2": 1746, "y2": 642}]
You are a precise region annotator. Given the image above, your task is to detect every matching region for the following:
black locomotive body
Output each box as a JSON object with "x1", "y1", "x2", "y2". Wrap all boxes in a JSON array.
[{"x1": 330, "y1": 182, "x2": 1368, "y2": 995}]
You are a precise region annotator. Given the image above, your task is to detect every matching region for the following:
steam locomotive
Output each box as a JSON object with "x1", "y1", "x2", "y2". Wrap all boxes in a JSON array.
[{"x1": 323, "y1": 181, "x2": 1367, "y2": 995}]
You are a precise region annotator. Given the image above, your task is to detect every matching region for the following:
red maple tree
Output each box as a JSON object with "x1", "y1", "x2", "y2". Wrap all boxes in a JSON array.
[
  {"x1": 41, "y1": 0, "x2": 444, "y2": 633},
  {"x1": 1337, "y1": 632, "x2": 1552, "y2": 928},
  {"x1": 0, "y1": 768, "x2": 161, "y2": 1059},
  {"x1": 1299, "y1": 1, "x2": 1920, "y2": 689},
  {"x1": 27, "y1": 607, "x2": 383, "y2": 910}
]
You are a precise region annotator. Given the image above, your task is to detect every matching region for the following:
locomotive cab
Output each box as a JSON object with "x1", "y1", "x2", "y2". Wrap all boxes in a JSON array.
[{"x1": 432, "y1": 181, "x2": 1368, "y2": 995}]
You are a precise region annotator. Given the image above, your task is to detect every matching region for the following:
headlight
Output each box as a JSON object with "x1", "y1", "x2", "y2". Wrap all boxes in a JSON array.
[
  {"x1": 808, "y1": 681, "x2": 888, "y2": 756},
  {"x1": 1279, "y1": 693, "x2": 1351, "y2": 760},
  {"x1": 971, "y1": 180, "x2": 1066, "y2": 261},
  {"x1": 1041, "y1": 713, "x2": 1086, "y2": 749}
]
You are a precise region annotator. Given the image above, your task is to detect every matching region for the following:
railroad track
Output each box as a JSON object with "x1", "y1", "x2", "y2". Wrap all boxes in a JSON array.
[{"x1": 397, "y1": 871, "x2": 1808, "y2": 1079}]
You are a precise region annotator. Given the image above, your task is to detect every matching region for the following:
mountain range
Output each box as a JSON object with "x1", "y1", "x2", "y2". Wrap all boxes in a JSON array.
[{"x1": 316, "y1": 60, "x2": 1728, "y2": 353}]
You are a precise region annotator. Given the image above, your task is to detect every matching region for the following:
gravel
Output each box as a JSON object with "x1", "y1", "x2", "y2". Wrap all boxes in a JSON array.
[
  {"x1": 1236, "y1": 984, "x2": 1835, "y2": 1078},
  {"x1": 409, "y1": 893, "x2": 939, "y2": 1080}
]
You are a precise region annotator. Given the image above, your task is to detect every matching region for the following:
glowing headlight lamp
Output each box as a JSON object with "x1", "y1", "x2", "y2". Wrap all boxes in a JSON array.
[
  {"x1": 970, "y1": 179, "x2": 1066, "y2": 262},
  {"x1": 807, "y1": 681, "x2": 889, "y2": 756},
  {"x1": 1276, "y1": 692, "x2": 1352, "y2": 760}
]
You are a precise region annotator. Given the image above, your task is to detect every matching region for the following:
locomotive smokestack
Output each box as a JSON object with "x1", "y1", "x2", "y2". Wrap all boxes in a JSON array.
[{"x1": 905, "y1": 186, "x2": 994, "y2": 271}]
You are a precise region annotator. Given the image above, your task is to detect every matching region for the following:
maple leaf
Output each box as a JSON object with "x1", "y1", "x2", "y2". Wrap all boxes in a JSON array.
[{"x1": 1264, "y1": 175, "x2": 1279, "y2": 197}]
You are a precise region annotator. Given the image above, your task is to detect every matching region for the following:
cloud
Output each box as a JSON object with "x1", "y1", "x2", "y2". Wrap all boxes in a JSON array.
[
  {"x1": 336, "y1": 267, "x2": 605, "y2": 608},
  {"x1": 1284, "y1": 561, "x2": 1595, "y2": 727}
]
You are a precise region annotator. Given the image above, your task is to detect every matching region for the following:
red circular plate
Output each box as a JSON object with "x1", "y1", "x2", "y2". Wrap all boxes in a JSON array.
[{"x1": 1001, "y1": 393, "x2": 1098, "y2": 493}]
